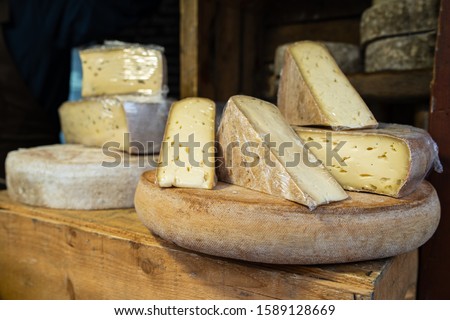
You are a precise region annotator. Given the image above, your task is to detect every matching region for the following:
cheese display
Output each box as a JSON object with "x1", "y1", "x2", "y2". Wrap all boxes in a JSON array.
[
  {"x1": 277, "y1": 41, "x2": 378, "y2": 130},
  {"x1": 6, "y1": 145, "x2": 157, "y2": 209},
  {"x1": 80, "y1": 42, "x2": 167, "y2": 97},
  {"x1": 294, "y1": 123, "x2": 442, "y2": 197},
  {"x1": 59, "y1": 95, "x2": 171, "y2": 154},
  {"x1": 361, "y1": 0, "x2": 439, "y2": 45},
  {"x1": 365, "y1": 32, "x2": 436, "y2": 72},
  {"x1": 156, "y1": 97, "x2": 216, "y2": 189},
  {"x1": 217, "y1": 95, "x2": 348, "y2": 210}
]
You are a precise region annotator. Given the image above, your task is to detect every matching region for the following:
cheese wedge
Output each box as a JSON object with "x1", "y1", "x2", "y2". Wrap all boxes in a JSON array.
[
  {"x1": 278, "y1": 41, "x2": 378, "y2": 130},
  {"x1": 6, "y1": 144, "x2": 156, "y2": 209},
  {"x1": 59, "y1": 95, "x2": 171, "y2": 154},
  {"x1": 80, "y1": 42, "x2": 167, "y2": 97},
  {"x1": 294, "y1": 123, "x2": 441, "y2": 197},
  {"x1": 156, "y1": 97, "x2": 216, "y2": 189},
  {"x1": 217, "y1": 95, "x2": 348, "y2": 210}
]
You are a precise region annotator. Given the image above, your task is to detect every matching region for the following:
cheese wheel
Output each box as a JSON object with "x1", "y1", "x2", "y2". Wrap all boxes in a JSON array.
[
  {"x1": 6, "y1": 145, "x2": 156, "y2": 210},
  {"x1": 365, "y1": 32, "x2": 436, "y2": 72},
  {"x1": 361, "y1": 0, "x2": 439, "y2": 45}
]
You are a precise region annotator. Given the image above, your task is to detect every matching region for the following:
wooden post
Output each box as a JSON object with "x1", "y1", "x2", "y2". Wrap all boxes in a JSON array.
[
  {"x1": 180, "y1": 0, "x2": 199, "y2": 98},
  {"x1": 419, "y1": 0, "x2": 450, "y2": 299}
]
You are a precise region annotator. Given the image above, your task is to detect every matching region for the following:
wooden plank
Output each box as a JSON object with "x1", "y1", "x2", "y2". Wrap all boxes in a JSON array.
[
  {"x1": 419, "y1": 0, "x2": 450, "y2": 299},
  {"x1": 180, "y1": 0, "x2": 198, "y2": 98},
  {"x1": 263, "y1": 0, "x2": 372, "y2": 26},
  {"x1": 348, "y1": 69, "x2": 432, "y2": 103},
  {"x1": 0, "y1": 191, "x2": 417, "y2": 300}
]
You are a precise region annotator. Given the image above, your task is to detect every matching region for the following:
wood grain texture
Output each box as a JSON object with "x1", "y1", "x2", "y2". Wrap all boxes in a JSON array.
[
  {"x1": 135, "y1": 171, "x2": 439, "y2": 265},
  {"x1": 0, "y1": 190, "x2": 417, "y2": 300},
  {"x1": 180, "y1": 0, "x2": 198, "y2": 98},
  {"x1": 419, "y1": 0, "x2": 450, "y2": 299}
]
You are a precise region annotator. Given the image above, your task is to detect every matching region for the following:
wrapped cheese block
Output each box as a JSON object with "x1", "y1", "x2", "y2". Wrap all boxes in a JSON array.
[
  {"x1": 6, "y1": 144, "x2": 157, "y2": 209},
  {"x1": 217, "y1": 95, "x2": 347, "y2": 210},
  {"x1": 294, "y1": 123, "x2": 442, "y2": 197},
  {"x1": 80, "y1": 41, "x2": 167, "y2": 97},
  {"x1": 278, "y1": 41, "x2": 378, "y2": 130},
  {"x1": 59, "y1": 95, "x2": 172, "y2": 154},
  {"x1": 361, "y1": 0, "x2": 439, "y2": 45},
  {"x1": 365, "y1": 31, "x2": 436, "y2": 72}
]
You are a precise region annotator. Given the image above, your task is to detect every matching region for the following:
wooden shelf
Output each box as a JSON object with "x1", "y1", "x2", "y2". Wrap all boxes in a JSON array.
[
  {"x1": 0, "y1": 191, "x2": 417, "y2": 299},
  {"x1": 348, "y1": 69, "x2": 432, "y2": 103}
]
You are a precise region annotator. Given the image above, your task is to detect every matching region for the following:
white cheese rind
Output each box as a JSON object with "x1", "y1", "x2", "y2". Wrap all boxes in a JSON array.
[
  {"x1": 156, "y1": 97, "x2": 216, "y2": 189},
  {"x1": 80, "y1": 43, "x2": 167, "y2": 97},
  {"x1": 6, "y1": 144, "x2": 156, "y2": 209},
  {"x1": 217, "y1": 95, "x2": 347, "y2": 209},
  {"x1": 59, "y1": 96, "x2": 171, "y2": 154},
  {"x1": 278, "y1": 41, "x2": 378, "y2": 130},
  {"x1": 294, "y1": 123, "x2": 440, "y2": 197},
  {"x1": 361, "y1": 0, "x2": 439, "y2": 45}
]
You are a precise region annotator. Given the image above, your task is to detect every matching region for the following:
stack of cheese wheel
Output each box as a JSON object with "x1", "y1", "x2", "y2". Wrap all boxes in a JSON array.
[
  {"x1": 360, "y1": 0, "x2": 439, "y2": 72},
  {"x1": 6, "y1": 41, "x2": 170, "y2": 209}
]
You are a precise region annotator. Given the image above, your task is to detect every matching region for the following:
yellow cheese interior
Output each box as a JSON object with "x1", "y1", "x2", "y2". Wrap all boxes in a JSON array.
[
  {"x1": 232, "y1": 96, "x2": 347, "y2": 204},
  {"x1": 157, "y1": 98, "x2": 216, "y2": 189},
  {"x1": 296, "y1": 129, "x2": 410, "y2": 195},
  {"x1": 81, "y1": 47, "x2": 164, "y2": 97},
  {"x1": 289, "y1": 41, "x2": 377, "y2": 129},
  {"x1": 59, "y1": 99, "x2": 128, "y2": 150}
]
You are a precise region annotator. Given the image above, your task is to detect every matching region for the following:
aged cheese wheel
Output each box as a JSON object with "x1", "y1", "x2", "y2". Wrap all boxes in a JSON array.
[
  {"x1": 365, "y1": 32, "x2": 436, "y2": 72},
  {"x1": 6, "y1": 144, "x2": 156, "y2": 210},
  {"x1": 135, "y1": 171, "x2": 440, "y2": 264},
  {"x1": 361, "y1": 0, "x2": 439, "y2": 45}
]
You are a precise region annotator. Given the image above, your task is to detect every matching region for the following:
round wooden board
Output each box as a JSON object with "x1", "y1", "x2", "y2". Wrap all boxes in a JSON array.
[{"x1": 135, "y1": 170, "x2": 440, "y2": 264}]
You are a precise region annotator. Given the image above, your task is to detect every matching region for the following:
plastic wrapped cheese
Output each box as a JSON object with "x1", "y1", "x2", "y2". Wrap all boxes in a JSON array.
[
  {"x1": 59, "y1": 95, "x2": 173, "y2": 154},
  {"x1": 80, "y1": 41, "x2": 168, "y2": 97}
]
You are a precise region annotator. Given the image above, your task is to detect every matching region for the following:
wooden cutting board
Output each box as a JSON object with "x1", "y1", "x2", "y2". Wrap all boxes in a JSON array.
[{"x1": 135, "y1": 170, "x2": 440, "y2": 265}]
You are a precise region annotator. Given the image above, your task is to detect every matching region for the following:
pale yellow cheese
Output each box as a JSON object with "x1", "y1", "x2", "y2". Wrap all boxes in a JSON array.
[
  {"x1": 217, "y1": 95, "x2": 347, "y2": 209},
  {"x1": 294, "y1": 124, "x2": 438, "y2": 197},
  {"x1": 277, "y1": 41, "x2": 378, "y2": 130},
  {"x1": 156, "y1": 98, "x2": 216, "y2": 189},
  {"x1": 80, "y1": 44, "x2": 166, "y2": 97},
  {"x1": 59, "y1": 96, "x2": 170, "y2": 154}
]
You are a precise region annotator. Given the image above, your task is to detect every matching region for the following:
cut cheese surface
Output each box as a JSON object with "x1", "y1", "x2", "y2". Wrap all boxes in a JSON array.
[
  {"x1": 217, "y1": 95, "x2": 347, "y2": 209},
  {"x1": 278, "y1": 41, "x2": 378, "y2": 130},
  {"x1": 80, "y1": 43, "x2": 166, "y2": 97},
  {"x1": 156, "y1": 97, "x2": 216, "y2": 189},
  {"x1": 6, "y1": 144, "x2": 157, "y2": 209},
  {"x1": 294, "y1": 123, "x2": 439, "y2": 197},
  {"x1": 59, "y1": 95, "x2": 170, "y2": 154}
]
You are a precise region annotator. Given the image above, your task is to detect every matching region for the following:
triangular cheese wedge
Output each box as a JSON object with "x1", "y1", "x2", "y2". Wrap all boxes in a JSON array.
[
  {"x1": 278, "y1": 41, "x2": 378, "y2": 130},
  {"x1": 217, "y1": 95, "x2": 348, "y2": 210}
]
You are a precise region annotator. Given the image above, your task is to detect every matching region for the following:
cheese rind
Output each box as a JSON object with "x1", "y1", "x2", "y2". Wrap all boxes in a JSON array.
[
  {"x1": 361, "y1": 0, "x2": 439, "y2": 45},
  {"x1": 156, "y1": 98, "x2": 216, "y2": 189},
  {"x1": 365, "y1": 32, "x2": 436, "y2": 72},
  {"x1": 278, "y1": 41, "x2": 378, "y2": 130},
  {"x1": 59, "y1": 95, "x2": 171, "y2": 154},
  {"x1": 80, "y1": 42, "x2": 167, "y2": 97},
  {"x1": 6, "y1": 144, "x2": 156, "y2": 209},
  {"x1": 294, "y1": 123, "x2": 440, "y2": 197},
  {"x1": 217, "y1": 95, "x2": 347, "y2": 209}
]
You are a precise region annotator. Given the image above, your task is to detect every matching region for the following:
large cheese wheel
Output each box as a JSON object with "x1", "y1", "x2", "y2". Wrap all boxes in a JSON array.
[
  {"x1": 135, "y1": 171, "x2": 440, "y2": 264},
  {"x1": 361, "y1": 0, "x2": 439, "y2": 45},
  {"x1": 365, "y1": 32, "x2": 436, "y2": 72},
  {"x1": 6, "y1": 144, "x2": 156, "y2": 210}
]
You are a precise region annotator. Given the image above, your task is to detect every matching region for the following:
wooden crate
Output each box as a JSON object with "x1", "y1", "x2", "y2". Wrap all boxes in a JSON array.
[{"x1": 0, "y1": 191, "x2": 417, "y2": 300}]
